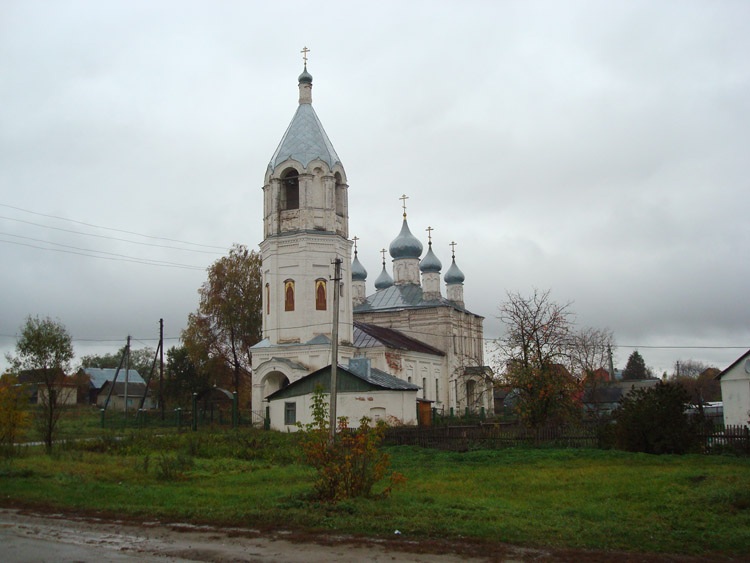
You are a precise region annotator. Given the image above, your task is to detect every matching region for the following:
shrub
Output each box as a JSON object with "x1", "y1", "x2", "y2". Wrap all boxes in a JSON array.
[
  {"x1": 613, "y1": 381, "x2": 700, "y2": 454},
  {"x1": 156, "y1": 452, "x2": 194, "y2": 481},
  {"x1": 0, "y1": 375, "x2": 29, "y2": 457},
  {"x1": 299, "y1": 386, "x2": 405, "y2": 501}
]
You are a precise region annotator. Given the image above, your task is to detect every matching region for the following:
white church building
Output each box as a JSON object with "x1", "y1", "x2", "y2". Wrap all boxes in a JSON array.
[{"x1": 250, "y1": 61, "x2": 493, "y2": 429}]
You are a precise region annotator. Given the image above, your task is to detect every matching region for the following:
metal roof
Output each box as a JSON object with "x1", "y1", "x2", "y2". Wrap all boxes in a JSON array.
[
  {"x1": 268, "y1": 103, "x2": 341, "y2": 172},
  {"x1": 353, "y1": 321, "x2": 444, "y2": 356},
  {"x1": 82, "y1": 367, "x2": 145, "y2": 388},
  {"x1": 354, "y1": 283, "x2": 482, "y2": 318},
  {"x1": 389, "y1": 218, "x2": 423, "y2": 260},
  {"x1": 266, "y1": 362, "x2": 419, "y2": 400}
]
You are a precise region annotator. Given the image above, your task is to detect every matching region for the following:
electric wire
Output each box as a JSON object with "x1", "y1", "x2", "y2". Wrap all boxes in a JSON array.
[
  {"x1": 0, "y1": 238, "x2": 206, "y2": 271},
  {"x1": 0, "y1": 203, "x2": 229, "y2": 250}
]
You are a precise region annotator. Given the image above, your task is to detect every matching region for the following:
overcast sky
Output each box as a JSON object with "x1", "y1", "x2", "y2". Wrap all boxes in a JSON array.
[{"x1": 1, "y1": 0, "x2": 748, "y2": 375}]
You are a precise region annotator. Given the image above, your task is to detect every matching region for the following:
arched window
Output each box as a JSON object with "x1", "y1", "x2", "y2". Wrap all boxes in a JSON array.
[
  {"x1": 265, "y1": 283, "x2": 270, "y2": 315},
  {"x1": 284, "y1": 280, "x2": 295, "y2": 311},
  {"x1": 281, "y1": 169, "x2": 299, "y2": 210},
  {"x1": 315, "y1": 279, "x2": 327, "y2": 311}
]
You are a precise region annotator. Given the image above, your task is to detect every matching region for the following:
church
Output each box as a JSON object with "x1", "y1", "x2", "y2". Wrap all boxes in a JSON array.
[{"x1": 250, "y1": 58, "x2": 493, "y2": 429}]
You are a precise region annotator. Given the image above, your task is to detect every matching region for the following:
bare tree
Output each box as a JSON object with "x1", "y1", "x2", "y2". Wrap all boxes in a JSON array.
[
  {"x1": 495, "y1": 289, "x2": 574, "y2": 372},
  {"x1": 568, "y1": 327, "x2": 615, "y2": 380},
  {"x1": 494, "y1": 290, "x2": 579, "y2": 427},
  {"x1": 5, "y1": 316, "x2": 74, "y2": 452}
]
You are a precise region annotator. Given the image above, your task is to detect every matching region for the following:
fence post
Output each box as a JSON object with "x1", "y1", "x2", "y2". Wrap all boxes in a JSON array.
[
  {"x1": 176, "y1": 408, "x2": 182, "y2": 431},
  {"x1": 100, "y1": 408, "x2": 105, "y2": 428},
  {"x1": 232, "y1": 392, "x2": 238, "y2": 429},
  {"x1": 264, "y1": 405, "x2": 270, "y2": 430},
  {"x1": 192, "y1": 393, "x2": 198, "y2": 431},
  {"x1": 480, "y1": 406, "x2": 485, "y2": 421}
]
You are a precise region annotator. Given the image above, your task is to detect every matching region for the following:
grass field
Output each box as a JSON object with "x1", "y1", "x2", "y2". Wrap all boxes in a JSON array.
[{"x1": 2, "y1": 427, "x2": 749, "y2": 557}]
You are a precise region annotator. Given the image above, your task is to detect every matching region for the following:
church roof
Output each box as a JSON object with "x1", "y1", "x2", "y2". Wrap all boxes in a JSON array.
[
  {"x1": 444, "y1": 257, "x2": 465, "y2": 284},
  {"x1": 389, "y1": 218, "x2": 423, "y2": 260},
  {"x1": 374, "y1": 264, "x2": 394, "y2": 290},
  {"x1": 351, "y1": 253, "x2": 367, "y2": 281},
  {"x1": 268, "y1": 101, "x2": 341, "y2": 172},
  {"x1": 354, "y1": 283, "x2": 482, "y2": 318},
  {"x1": 419, "y1": 243, "x2": 442, "y2": 273},
  {"x1": 353, "y1": 321, "x2": 445, "y2": 356}
]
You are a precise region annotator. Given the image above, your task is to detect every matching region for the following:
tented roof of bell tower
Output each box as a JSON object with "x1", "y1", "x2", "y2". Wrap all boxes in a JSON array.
[{"x1": 268, "y1": 104, "x2": 341, "y2": 172}]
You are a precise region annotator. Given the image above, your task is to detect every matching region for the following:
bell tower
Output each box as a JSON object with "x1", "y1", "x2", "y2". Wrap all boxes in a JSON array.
[{"x1": 259, "y1": 56, "x2": 353, "y2": 346}]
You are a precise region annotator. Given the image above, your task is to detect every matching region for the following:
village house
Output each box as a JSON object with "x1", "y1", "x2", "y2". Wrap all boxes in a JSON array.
[{"x1": 716, "y1": 349, "x2": 750, "y2": 427}]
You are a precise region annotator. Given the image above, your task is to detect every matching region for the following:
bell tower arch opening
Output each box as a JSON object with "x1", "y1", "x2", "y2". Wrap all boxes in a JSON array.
[{"x1": 281, "y1": 168, "x2": 299, "y2": 211}]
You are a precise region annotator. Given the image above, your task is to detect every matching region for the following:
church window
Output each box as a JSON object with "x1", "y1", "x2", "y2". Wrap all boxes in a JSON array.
[
  {"x1": 466, "y1": 380, "x2": 476, "y2": 410},
  {"x1": 265, "y1": 283, "x2": 270, "y2": 315},
  {"x1": 334, "y1": 173, "x2": 345, "y2": 216},
  {"x1": 422, "y1": 377, "x2": 427, "y2": 399},
  {"x1": 435, "y1": 378, "x2": 439, "y2": 402},
  {"x1": 315, "y1": 279, "x2": 327, "y2": 310},
  {"x1": 284, "y1": 280, "x2": 295, "y2": 311},
  {"x1": 281, "y1": 169, "x2": 299, "y2": 210},
  {"x1": 284, "y1": 402, "x2": 296, "y2": 425}
]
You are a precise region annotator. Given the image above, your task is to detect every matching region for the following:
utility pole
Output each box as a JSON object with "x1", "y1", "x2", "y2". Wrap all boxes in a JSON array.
[
  {"x1": 329, "y1": 258, "x2": 342, "y2": 442},
  {"x1": 124, "y1": 335, "x2": 131, "y2": 414},
  {"x1": 159, "y1": 318, "x2": 164, "y2": 420},
  {"x1": 607, "y1": 344, "x2": 615, "y2": 382}
]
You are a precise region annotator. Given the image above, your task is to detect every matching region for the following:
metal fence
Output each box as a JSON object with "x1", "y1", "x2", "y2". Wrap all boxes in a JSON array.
[
  {"x1": 699, "y1": 424, "x2": 750, "y2": 454},
  {"x1": 385, "y1": 422, "x2": 601, "y2": 450}
]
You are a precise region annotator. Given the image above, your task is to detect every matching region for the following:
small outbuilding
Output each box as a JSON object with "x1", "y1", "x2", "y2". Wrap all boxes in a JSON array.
[
  {"x1": 265, "y1": 357, "x2": 420, "y2": 431},
  {"x1": 716, "y1": 349, "x2": 750, "y2": 427}
]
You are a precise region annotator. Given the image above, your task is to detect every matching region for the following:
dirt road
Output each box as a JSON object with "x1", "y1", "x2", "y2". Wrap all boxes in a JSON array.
[
  {"x1": 0, "y1": 508, "x2": 730, "y2": 562},
  {"x1": 0, "y1": 508, "x2": 516, "y2": 562}
]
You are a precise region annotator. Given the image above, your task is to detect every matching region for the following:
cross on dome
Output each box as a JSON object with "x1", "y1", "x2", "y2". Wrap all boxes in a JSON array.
[
  {"x1": 426, "y1": 226, "x2": 434, "y2": 245},
  {"x1": 399, "y1": 194, "x2": 409, "y2": 218},
  {"x1": 449, "y1": 241, "x2": 457, "y2": 258},
  {"x1": 301, "y1": 46, "x2": 310, "y2": 66},
  {"x1": 352, "y1": 235, "x2": 359, "y2": 253},
  {"x1": 380, "y1": 248, "x2": 387, "y2": 264}
]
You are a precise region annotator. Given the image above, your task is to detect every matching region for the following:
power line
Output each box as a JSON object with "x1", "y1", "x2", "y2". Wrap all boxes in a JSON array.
[
  {"x1": 0, "y1": 215, "x2": 226, "y2": 255},
  {"x1": 0, "y1": 238, "x2": 207, "y2": 271},
  {"x1": 0, "y1": 231, "x2": 210, "y2": 269},
  {"x1": 0, "y1": 203, "x2": 229, "y2": 250}
]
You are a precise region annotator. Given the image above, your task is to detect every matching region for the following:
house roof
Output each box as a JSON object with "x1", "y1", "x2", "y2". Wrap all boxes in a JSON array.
[
  {"x1": 716, "y1": 349, "x2": 750, "y2": 380},
  {"x1": 81, "y1": 367, "x2": 145, "y2": 388},
  {"x1": 16, "y1": 368, "x2": 66, "y2": 385},
  {"x1": 353, "y1": 321, "x2": 444, "y2": 356},
  {"x1": 266, "y1": 362, "x2": 419, "y2": 401},
  {"x1": 354, "y1": 282, "x2": 482, "y2": 318}
]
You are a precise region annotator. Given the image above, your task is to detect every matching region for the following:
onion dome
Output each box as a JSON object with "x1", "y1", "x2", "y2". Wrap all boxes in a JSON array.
[
  {"x1": 374, "y1": 264, "x2": 394, "y2": 290},
  {"x1": 444, "y1": 257, "x2": 465, "y2": 284},
  {"x1": 298, "y1": 65, "x2": 313, "y2": 84},
  {"x1": 389, "y1": 219, "x2": 423, "y2": 260},
  {"x1": 419, "y1": 243, "x2": 442, "y2": 273},
  {"x1": 352, "y1": 251, "x2": 367, "y2": 281}
]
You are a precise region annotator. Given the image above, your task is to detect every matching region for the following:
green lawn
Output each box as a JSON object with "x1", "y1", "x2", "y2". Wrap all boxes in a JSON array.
[{"x1": 2, "y1": 428, "x2": 749, "y2": 557}]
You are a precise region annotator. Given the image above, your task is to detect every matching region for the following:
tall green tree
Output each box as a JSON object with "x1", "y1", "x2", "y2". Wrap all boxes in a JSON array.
[
  {"x1": 5, "y1": 316, "x2": 74, "y2": 451},
  {"x1": 164, "y1": 345, "x2": 211, "y2": 407},
  {"x1": 622, "y1": 351, "x2": 649, "y2": 380},
  {"x1": 613, "y1": 381, "x2": 700, "y2": 454},
  {"x1": 183, "y1": 244, "x2": 262, "y2": 402}
]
